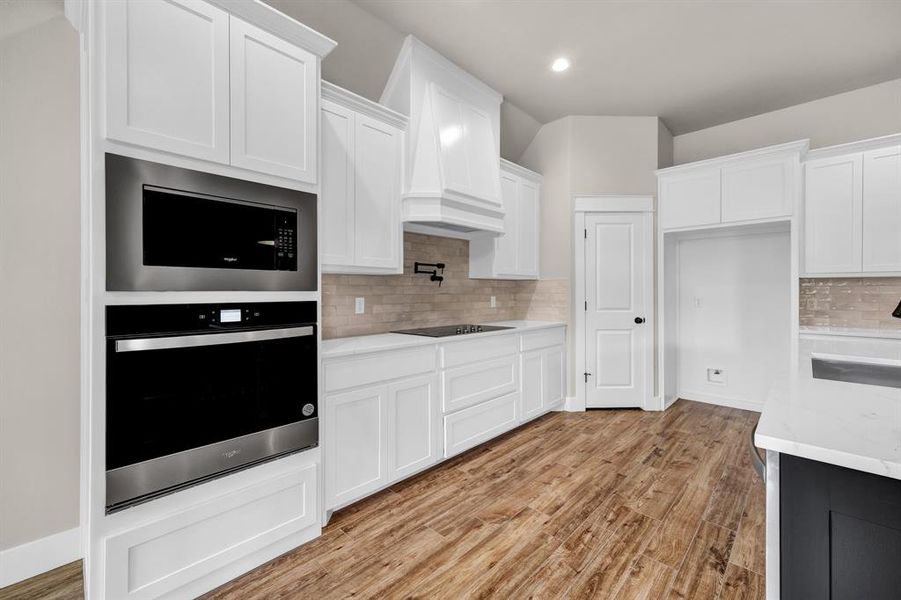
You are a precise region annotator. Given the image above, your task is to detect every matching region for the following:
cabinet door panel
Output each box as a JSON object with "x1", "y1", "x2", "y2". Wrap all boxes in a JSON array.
[
  {"x1": 354, "y1": 114, "x2": 402, "y2": 269},
  {"x1": 544, "y1": 346, "x2": 565, "y2": 408},
  {"x1": 494, "y1": 173, "x2": 518, "y2": 276},
  {"x1": 862, "y1": 146, "x2": 901, "y2": 272},
  {"x1": 230, "y1": 19, "x2": 317, "y2": 182},
  {"x1": 722, "y1": 157, "x2": 793, "y2": 222},
  {"x1": 520, "y1": 351, "x2": 543, "y2": 422},
  {"x1": 659, "y1": 170, "x2": 721, "y2": 230},
  {"x1": 388, "y1": 375, "x2": 439, "y2": 481},
  {"x1": 320, "y1": 101, "x2": 355, "y2": 268},
  {"x1": 804, "y1": 154, "x2": 863, "y2": 274},
  {"x1": 517, "y1": 179, "x2": 540, "y2": 277},
  {"x1": 325, "y1": 386, "x2": 387, "y2": 508},
  {"x1": 106, "y1": 0, "x2": 229, "y2": 162}
]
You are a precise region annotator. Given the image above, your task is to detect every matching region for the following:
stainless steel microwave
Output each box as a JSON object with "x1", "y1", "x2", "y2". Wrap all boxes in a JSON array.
[{"x1": 105, "y1": 154, "x2": 317, "y2": 291}]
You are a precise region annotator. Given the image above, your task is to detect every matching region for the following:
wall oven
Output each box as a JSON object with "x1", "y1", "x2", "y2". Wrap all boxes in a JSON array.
[
  {"x1": 105, "y1": 301, "x2": 318, "y2": 512},
  {"x1": 105, "y1": 153, "x2": 317, "y2": 291}
]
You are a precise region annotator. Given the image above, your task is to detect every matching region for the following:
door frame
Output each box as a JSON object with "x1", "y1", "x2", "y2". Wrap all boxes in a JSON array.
[{"x1": 574, "y1": 196, "x2": 657, "y2": 411}]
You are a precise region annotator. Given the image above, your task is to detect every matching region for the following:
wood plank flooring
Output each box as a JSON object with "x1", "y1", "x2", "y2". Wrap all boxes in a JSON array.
[
  {"x1": 0, "y1": 399, "x2": 765, "y2": 600},
  {"x1": 205, "y1": 399, "x2": 765, "y2": 600}
]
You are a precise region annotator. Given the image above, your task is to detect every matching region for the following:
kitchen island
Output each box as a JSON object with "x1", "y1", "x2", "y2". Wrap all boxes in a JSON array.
[{"x1": 755, "y1": 331, "x2": 901, "y2": 599}]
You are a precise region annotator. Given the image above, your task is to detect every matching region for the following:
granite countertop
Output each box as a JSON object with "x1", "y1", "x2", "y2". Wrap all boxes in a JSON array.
[
  {"x1": 755, "y1": 334, "x2": 901, "y2": 480},
  {"x1": 321, "y1": 320, "x2": 566, "y2": 359}
]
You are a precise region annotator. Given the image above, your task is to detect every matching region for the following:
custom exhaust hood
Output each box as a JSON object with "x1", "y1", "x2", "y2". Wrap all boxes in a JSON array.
[{"x1": 380, "y1": 36, "x2": 505, "y2": 236}]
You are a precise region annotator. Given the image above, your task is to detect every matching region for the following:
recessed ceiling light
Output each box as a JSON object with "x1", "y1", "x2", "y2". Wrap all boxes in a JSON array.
[{"x1": 551, "y1": 57, "x2": 571, "y2": 73}]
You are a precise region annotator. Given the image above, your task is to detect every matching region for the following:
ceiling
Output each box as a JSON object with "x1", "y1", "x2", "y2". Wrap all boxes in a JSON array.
[{"x1": 352, "y1": 0, "x2": 901, "y2": 135}]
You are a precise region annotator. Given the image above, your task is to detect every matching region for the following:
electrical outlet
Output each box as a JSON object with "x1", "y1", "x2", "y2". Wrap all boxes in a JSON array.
[
  {"x1": 707, "y1": 368, "x2": 726, "y2": 385},
  {"x1": 355, "y1": 297, "x2": 365, "y2": 315},
  {"x1": 490, "y1": 295, "x2": 496, "y2": 308}
]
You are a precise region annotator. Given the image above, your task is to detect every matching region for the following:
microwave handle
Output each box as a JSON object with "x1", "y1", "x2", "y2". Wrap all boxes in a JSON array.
[{"x1": 115, "y1": 326, "x2": 314, "y2": 353}]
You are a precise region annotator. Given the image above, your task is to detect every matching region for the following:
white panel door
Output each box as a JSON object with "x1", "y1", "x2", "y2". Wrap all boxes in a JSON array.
[
  {"x1": 354, "y1": 114, "x2": 402, "y2": 269},
  {"x1": 804, "y1": 154, "x2": 863, "y2": 274},
  {"x1": 722, "y1": 157, "x2": 793, "y2": 222},
  {"x1": 325, "y1": 386, "x2": 387, "y2": 508},
  {"x1": 387, "y1": 375, "x2": 440, "y2": 481},
  {"x1": 320, "y1": 100, "x2": 355, "y2": 268},
  {"x1": 862, "y1": 146, "x2": 901, "y2": 272},
  {"x1": 520, "y1": 350, "x2": 543, "y2": 422},
  {"x1": 516, "y1": 179, "x2": 540, "y2": 277},
  {"x1": 230, "y1": 18, "x2": 317, "y2": 182},
  {"x1": 584, "y1": 213, "x2": 650, "y2": 408},
  {"x1": 659, "y1": 170, "x2": 721, "y2": 230},
  {"x1": 105, "y1": 0, "x2": 229, "y2": 162},
  {"x1": 494, "y1": 172, "x2": 519, "y2": 276}
]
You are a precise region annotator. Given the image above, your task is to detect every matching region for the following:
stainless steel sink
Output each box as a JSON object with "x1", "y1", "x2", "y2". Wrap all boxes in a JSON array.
[{"x1": 812, "y1": 354, "x2": 901, "y2": 389}]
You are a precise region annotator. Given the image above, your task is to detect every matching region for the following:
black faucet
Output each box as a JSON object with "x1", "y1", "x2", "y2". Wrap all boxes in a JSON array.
[{"x1": 414, "y1": 262, "x2": 445, "y2": 286}]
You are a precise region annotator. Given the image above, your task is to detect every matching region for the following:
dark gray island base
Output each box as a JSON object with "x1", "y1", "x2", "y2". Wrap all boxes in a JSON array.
[{"x1": 781, "y1": 454, "x2": 901, "y2": 599}]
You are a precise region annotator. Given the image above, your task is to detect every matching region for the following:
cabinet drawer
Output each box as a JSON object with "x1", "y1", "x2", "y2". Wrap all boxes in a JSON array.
[
  {"x1": 520, "y1": 327, "x2": 565, "y2": 352},
  {"x1": 105, "y1": 464, "x2": 317, "y2": 599},
  {"x1": 324, "y1": 347, "x2": 437, "y2": 392},
  {"x1": 442, "y1": 354, "x2": 517, "y2": 414},
  {"x1": 444, "y1": 392, "x2": 518, "y2": 458},
  {"x1": 440, "y1": 334, "x2": 516, "y2": 369}
]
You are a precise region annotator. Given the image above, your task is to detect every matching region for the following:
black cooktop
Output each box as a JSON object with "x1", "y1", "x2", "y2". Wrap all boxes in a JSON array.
[{"x1": 392, "y1": 324, "x2": 514, "y2": 337}]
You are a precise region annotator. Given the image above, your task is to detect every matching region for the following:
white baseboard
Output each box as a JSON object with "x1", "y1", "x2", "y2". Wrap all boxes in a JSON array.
[
  {"x1": 677, "y1": 389, "x2": 763, "y2": 413},
  {"x1": 563, "y1": 396, "x2": 585, "y2": 412},
  {"x1": 0, "y1": 527, "x2": 81, "y2": 588}
]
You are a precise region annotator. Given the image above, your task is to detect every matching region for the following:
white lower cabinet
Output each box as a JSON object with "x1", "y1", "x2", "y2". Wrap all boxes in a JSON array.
[
  {"x1": 323, "y1": 325, "x2": 566, "y2": 511},
  {"x1": 105, "y1": 461, "x2": 318, "y2": 600},
  {"x1": 444, "y1": 392, "x2": 519, "y2": 458},
  {"x1": 324, "y1": 386, "x2": 387, "y2": 509},
  {"x1": 387, "y1": 374, "x2": 441, "y2": 481}
]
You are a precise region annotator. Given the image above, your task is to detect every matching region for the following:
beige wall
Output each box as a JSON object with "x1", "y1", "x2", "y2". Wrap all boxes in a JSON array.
[
  {"x1": 800, "y1": 278, "x2": 901, "y2": 331},
  {"x1": 519, "y1": 116, "x2": 669, "y2": 393},
  {"x1": 0, "y1": 15, "x2": 81, "y2": 550},
  {"x1": 321, "y1": 233, "x2": 568, "y2": 339},
  {"x1": 265, "y1": 0, "x2": 542, "y2": 162},
  {"x1": 673, "y1": 78, "x2": 901, "y2": 164}
]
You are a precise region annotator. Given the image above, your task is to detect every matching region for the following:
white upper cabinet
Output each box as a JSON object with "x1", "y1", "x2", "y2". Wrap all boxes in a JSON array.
[
  {"x1": 106, "y1": 0, "x2": 230, "y2": 163},
  {"x1": 320, "y1": 100, "x2": 356, "y2": 267},
  {"x1": 320, "y1": 83, "x2": 406, "y2": 274},
  {"x1": 658, "y1": 141, "x2": 806, "y2": 232},
  {"x1": 659, "y1": 170, "x2": 721, "y2": 230},
  {"x1": 104, "y1": 0, "x2": 335, "y2": 182},
  {"x1": 804, "y1": 154, "x2": 863, "y2": 274},
  {"x1": 229, "y1": 19, "x2": 318, "y2": 183},
  {"x1": 722, "y1": 156, "x2": 794, "y2": 222},
  {"x1": 469, "y1": 160, "x2": 541, "y2": 280},
  {"x1": 380, "y1": 36, "x2": 505, "y2": 234},
  {"x1": 802, "y1": 135, "x2": 901, "y2": 276},
  {"x1": 862, "y1": 145, "x2": 901, "y2": 272}
]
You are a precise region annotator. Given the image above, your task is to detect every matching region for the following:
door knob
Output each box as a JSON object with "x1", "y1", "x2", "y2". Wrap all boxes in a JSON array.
[{"x1": 634, "y1": 317, "x2": 645, "y2": 324}]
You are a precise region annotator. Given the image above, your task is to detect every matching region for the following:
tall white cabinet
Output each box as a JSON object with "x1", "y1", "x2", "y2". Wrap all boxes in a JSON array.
[
  {"x1": 320, "y1": 82, "x2": 406, "y2": 274},
  {"x1": 803, "y1": 135, "x2": 901, "y2": 276},
  {"x1": 470, "y1": 160, "x2": 541, "y2": 279},
  {"x1": 105, "y1": 0, "x2": 327, "y2": 185}
]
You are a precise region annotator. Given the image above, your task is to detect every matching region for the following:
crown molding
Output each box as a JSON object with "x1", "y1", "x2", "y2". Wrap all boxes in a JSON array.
[
  {"x1": 322, "y1": 81, "x2": 408, "y2": 130},
  {"x1": 806, "y1": 132, "x2": 901, "y2": 161},
  {"x1": 500, "y1": 158, "x2": 542, "y2": 182},
  {"x1": 657, "y1": 139, "x2": 810, "y2": 176}
]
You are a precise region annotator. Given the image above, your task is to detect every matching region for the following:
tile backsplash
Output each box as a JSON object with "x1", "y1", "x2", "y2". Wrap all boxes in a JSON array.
[
  {"x1": 321, "y1": 232, "x2": 568, "y2": 339},
  {"x1": 799, "y1": 277, "x2": 901, "y2": 330}
]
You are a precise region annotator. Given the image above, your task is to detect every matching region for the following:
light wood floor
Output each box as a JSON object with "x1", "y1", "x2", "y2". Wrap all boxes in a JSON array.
[{"x1": 1, "y1": 400, "x2": 764, "y2": 600}]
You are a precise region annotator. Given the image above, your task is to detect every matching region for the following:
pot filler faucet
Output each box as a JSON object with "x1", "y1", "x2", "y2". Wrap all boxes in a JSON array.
[{"x1": 414, "y1": 262, "x2": 445, "y2": 286}]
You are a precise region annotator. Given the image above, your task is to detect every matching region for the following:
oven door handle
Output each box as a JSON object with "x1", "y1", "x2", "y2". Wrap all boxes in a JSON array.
[{"x1": 114, "y1": 326, "x2": 314, "y2": 353}]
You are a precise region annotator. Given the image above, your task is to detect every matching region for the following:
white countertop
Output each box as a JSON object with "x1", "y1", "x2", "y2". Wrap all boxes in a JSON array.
[
  {"x1": 756, "y1": 334, "x2": 901, "y2": 480},
  {"x1": 321, "y1": 320, "x2": 566, "y2": 359}
]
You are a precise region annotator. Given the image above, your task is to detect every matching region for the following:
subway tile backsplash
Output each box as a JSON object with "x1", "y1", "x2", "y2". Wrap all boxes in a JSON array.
[
  {"x1": 799, "y1": 277, "x2": 901, "y2": 330},
  {"x1": 321, "y1": 233, "x2": 568, "y2": 339}
]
